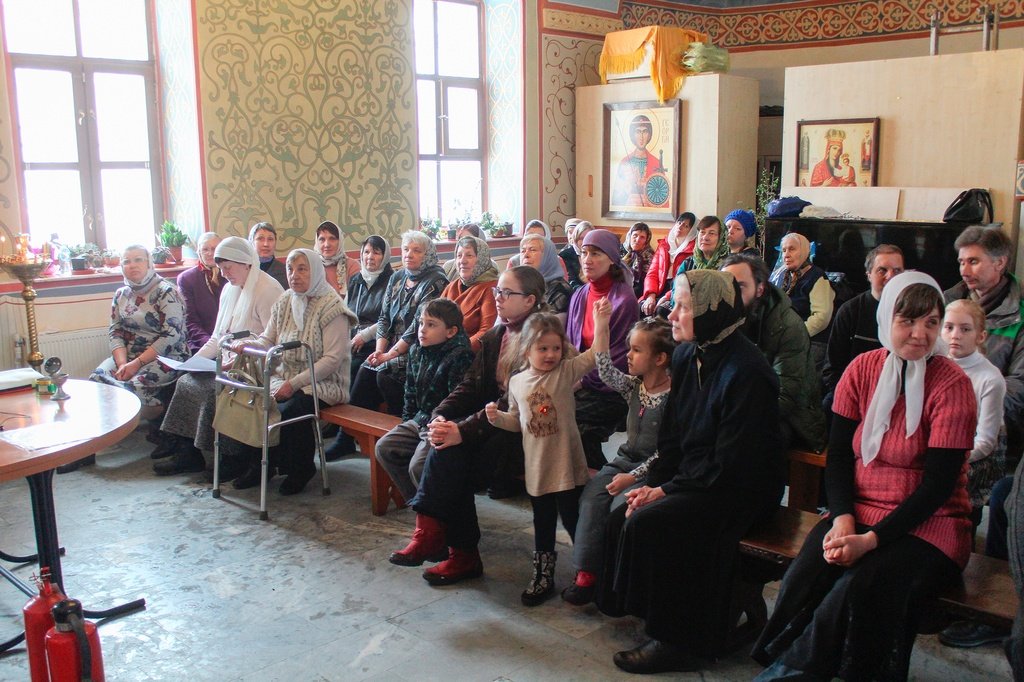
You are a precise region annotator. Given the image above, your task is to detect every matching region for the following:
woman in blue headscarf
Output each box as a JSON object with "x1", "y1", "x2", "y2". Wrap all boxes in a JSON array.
[{"x1": 518, "y1": 234, "x2": 571, "y2": 320}]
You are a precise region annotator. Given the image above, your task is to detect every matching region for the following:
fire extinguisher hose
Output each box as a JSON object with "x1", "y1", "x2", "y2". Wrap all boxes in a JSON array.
[{"x1": 67, "y1": 613, "x2": 92, "y2": 682}]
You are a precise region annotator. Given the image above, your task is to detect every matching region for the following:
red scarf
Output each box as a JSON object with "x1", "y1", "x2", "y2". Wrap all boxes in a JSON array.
[{"x1": 581, "y1": 274, "x2": 614, "y2": 349}]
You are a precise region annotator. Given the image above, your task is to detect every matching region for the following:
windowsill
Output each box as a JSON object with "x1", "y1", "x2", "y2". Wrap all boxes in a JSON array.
[{"x1": 0, "y1": 264, "x2": 190, "y2": 295}]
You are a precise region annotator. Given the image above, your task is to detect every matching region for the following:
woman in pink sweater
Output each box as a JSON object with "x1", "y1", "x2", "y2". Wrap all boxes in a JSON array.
[{"x1": 752, "y1": 271, "x2": 978, "y2": 681}]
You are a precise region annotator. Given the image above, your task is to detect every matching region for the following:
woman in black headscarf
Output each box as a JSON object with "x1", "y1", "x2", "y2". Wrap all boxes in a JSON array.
[{"x1": 596, "y1": 269, "x2": 785, "y2": 674}]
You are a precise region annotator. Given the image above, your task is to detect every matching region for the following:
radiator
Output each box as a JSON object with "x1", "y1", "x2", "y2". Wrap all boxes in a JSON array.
[
  {"x1": 1, "y1": 297, "x2": 110, "y2": 377},
  {"x1": 36, "y1": 328, "x2": 109, "y2": 378}
]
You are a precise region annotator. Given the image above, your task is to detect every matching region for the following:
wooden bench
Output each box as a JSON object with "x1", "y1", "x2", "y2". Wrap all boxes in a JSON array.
[
  {"x1": 786, "y1": 447, "x2": 827, "y2": 513},
  {"x1": 727, "y1": 453, "x2": 1020, "y2": 652},
  {"x1": 319, "y1": 404, "x2": 406, "y2": 516}
]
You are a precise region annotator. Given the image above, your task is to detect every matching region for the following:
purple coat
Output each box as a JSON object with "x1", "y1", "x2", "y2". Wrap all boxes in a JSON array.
[
  {"x1": 177, "y1": 265, "x2": 224, "y2": 355},
  {"x1": 566, "y1": 279, "x2": 639, "y2": 392}
]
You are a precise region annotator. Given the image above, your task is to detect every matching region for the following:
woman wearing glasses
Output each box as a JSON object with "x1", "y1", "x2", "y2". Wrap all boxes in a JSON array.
[{"x1": 387, "y1": 266, "x2": 549, "y2": 585}]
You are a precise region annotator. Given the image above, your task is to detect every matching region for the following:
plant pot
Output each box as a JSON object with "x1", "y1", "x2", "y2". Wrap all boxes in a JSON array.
[
  {"x1": 105, "y1": 257, "x2": 120, "y2": 268},
  {"x1": 447, "y1": 228, "x2": 457, "y2": 241},
  {"x1": 167, "y1": 246, "x2": 183, "y2": 264},
  {"x1": 70, "y1": 257, "x2": 88, "y2": 271}
]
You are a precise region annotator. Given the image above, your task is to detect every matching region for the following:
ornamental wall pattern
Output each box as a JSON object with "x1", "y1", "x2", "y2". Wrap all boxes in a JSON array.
[
  {"x1": 621, "y1": 0, "x2": 1024, "y2": 50},
  {"x1": 195, "y1": 0, "x2": 418, "y2": 251},
  {"x1": 539, "y1": 35, "x2": 602, "y2": 232}
]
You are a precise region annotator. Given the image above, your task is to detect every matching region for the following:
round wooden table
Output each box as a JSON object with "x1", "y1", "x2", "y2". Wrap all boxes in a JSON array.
[{"x1": 0, "y1": 379, "x2": 141, "y2": 590}]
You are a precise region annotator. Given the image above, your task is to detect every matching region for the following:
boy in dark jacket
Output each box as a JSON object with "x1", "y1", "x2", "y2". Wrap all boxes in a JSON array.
[{"x1": 375, "y1": 298, "x2": 474, "y2": 503}]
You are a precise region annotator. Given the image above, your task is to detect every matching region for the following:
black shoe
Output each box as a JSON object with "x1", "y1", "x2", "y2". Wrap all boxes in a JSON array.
[
  {"x1": 145, "y1": 419, "x2": 163, "y2": 445},
  {"x1": 612, "y1": 639, "x2": 703, "y2": 674},
  {"x1": 153, "y1": 448, "x2": 206, "y2": 476},
  {"x1": 321, "y1": 423, "x2": 339, "y2": 439},
  {"x1": 325, "y1": 433, "x2": 356, "y2": 462},
  {"x1": 149, "y1": 434, "x2": 181, "y2": 460},
  {"x1": 56, "y1": 454, "x2": 95, "y2": 474},
  {"x1": 233, "y1": 464, "x2": 268, "y2": 490},
  {"x1": 561, "y1": 582, "x2": 595, "y2": 606},
  {"x1": 278, "y1": 470, "x2": 315, "y2": 496},
  {"x1": 938, "y1": 621, "x2": 1008, "y2": 648},
  {"x1": 487, "y1": 478, "x2": 525, "y2": 500}
]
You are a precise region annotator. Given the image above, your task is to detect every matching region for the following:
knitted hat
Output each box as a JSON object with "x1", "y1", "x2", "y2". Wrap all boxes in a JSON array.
[{"x1": 724, "y1": 209, "x2": 757, "y2": 238}]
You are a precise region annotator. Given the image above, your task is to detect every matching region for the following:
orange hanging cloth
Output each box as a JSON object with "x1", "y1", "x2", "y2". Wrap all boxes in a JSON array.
[{"x1": 599, "y1": 26, "x2": 709, "y2": 103}]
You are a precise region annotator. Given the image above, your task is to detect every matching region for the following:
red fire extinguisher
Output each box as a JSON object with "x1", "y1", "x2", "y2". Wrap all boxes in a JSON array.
[
  {"x1": 44, "y1": 599, "x2": 105, "y2": 682},
  {"x1": 22, "y1": 567, "x2": 66, "y2": 682}
]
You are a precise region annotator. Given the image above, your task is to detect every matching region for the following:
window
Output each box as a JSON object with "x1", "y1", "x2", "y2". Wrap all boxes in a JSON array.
[
  {"x1": 414, "y1": 0, "x2": 485, "y2": 226},
  {"x1": 2, "y1": 0, "x2": 162, "y2": 250}
]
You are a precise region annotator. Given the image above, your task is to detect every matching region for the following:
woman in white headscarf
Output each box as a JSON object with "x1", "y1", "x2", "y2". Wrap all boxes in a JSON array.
[
  {"x1": 231, "y1": 248, "x2": 356, "y2": 495},
  {"x1": 753, "y1": 271, "x2": 978, "y2": 681},
  {"x1": 152, "y1": 237, "x2": 284, "y2": 477},
  {"x1": 91, "y1": 244, "x2": 188, "y2": 418}
]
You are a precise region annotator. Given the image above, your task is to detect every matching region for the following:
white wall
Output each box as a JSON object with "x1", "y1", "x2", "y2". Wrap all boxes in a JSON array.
[{"x1": 781, "y1": 49, "x2": 1024, "y2": 239}]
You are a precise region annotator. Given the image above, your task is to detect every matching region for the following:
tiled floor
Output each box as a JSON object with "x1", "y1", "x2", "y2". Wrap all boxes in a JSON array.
[{"x1": 0, "y1": 429, "x2": 1014, "y2": 680}]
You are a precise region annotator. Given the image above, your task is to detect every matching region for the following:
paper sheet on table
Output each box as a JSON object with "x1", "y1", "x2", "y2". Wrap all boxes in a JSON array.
[
  {"x1": 0, "y1": 420, "x2": 105, "y2": 451},
  {"x1": 157, "y1": 354, "x2": 217, "y2": 373},
  {"x1": 0, "y1": 367, "x2": 45, "y2": 391}
]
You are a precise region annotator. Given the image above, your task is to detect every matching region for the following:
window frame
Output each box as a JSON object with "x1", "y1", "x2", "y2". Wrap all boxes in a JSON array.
[
  {"x1": 4, "y1": 0, "x2": 164, "y2": 250},
  {"x1": 414, "y1": 0, "x2": 488, "y2": 224}
]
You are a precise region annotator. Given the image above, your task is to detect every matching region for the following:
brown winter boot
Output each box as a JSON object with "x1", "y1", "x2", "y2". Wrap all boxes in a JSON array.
[
  {"x1": 388, "y1": 514, "x2": 447, "y2": 566},
  {"x1": 422, "y1": 547, "x2": 484, "y2": 586}
]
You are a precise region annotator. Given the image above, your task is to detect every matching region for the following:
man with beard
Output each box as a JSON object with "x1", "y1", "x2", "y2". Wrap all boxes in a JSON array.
[{"x1": 721, "y1": 253, "x2": 826, "y2": 452}]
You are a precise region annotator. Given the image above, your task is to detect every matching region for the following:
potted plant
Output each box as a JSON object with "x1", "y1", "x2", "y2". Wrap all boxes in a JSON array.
[
  {"x1": 479, "y1": 212, "x2": 512, "y2": 239},
  {"x1": 102, "y1": 249, "x2": 120, "y2": 268},
  {"x1": 67, "y1": 243, "x2": 100, "y2": 272},
  {"x1": 419, "y1": 217, "x2": 441, "y2": 241},
  {"x1": 157, "y1": 221, "x2": 189, "y2": 263},
  {"x1": 152, "y1": 246, "x2": 171, "y2": 266}
]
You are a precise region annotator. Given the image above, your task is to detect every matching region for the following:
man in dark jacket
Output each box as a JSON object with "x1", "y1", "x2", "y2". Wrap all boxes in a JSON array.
[
  {"x1": 721, "y1": 253, "x2": 826, "y2": 451},
  {"x1": 822, "y1": 244, "x2": 904, "y2": 407}
]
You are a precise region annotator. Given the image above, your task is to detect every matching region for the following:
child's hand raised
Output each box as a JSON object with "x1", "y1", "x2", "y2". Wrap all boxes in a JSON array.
[
  {"x1": 592, "y1": 297, "x2": 612, "y2": 325},
  {"x1": 484, "y1": 402, "x2": 499, "y2": 424}
]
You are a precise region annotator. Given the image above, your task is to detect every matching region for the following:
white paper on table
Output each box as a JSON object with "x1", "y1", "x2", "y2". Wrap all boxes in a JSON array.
[
  {"x1": 0, "y1": 368, "x2": 45, "y2": 391},
  {"x1": 157, "y1": 354, "x2": 217, "y2": 373},
  {"x1": 0, "y1": 420, "x2": 103, "y2": 451}
]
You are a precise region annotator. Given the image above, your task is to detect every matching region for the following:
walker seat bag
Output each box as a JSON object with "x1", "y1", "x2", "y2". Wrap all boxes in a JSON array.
[
  {"x1": 943, "y1": 188, "x2": 993, "y2": 224},
  {"x1": 213, "y1": 355, "x2": 281, "y2": 448}
]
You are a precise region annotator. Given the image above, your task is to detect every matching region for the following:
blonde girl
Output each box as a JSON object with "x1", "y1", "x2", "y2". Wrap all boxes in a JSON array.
[
  {"x1": 942, "y1": 298, "x2": 1006, "y2": 527},
  {"x1": 486, "y1": 304, "x2": 609, "y2": 605}
]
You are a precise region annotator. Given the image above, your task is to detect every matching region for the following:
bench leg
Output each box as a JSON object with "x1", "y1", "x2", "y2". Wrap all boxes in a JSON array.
[{"x1": 353, "y1": 434, "x2": 407, "y2": 516}]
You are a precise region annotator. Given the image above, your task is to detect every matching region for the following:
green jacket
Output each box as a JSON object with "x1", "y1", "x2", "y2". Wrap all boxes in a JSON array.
[
  {"x1": 741, "y1": 284, "x2": 827, "y2": 451},
  {"x1": 403, "y1": 331, "x2": 474, "y2": 427}
]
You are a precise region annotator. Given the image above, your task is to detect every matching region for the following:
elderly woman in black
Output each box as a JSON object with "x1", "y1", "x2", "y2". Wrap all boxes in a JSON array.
[
  {"x1": 596, "y1": 269, "x2": 785, "y2": 674},
  {"x1": 345, "y1": 235, "x2": 394, "y2": 385}
]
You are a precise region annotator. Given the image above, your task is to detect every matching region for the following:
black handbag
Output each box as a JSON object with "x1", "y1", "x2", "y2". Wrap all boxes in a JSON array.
[{"x1": 943, "y1": 188, "x2": 993, "y2": 223}]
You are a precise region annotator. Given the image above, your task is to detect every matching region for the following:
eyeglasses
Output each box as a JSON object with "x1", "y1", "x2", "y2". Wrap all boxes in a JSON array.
[{"x1": 492, "y1": 287, "x2": 528, "y2": 300}]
